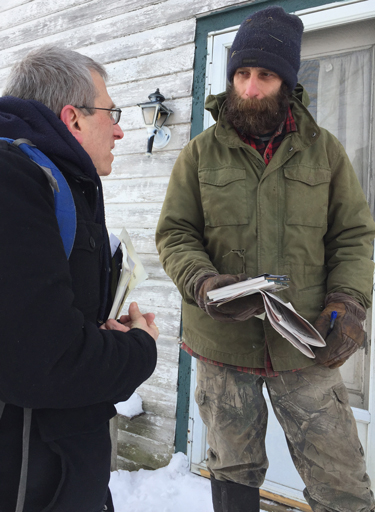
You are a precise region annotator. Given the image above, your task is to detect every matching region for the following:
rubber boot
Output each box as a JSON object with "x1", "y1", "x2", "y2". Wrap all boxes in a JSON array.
[{"x1": 210, "y1": 475, "x2": 260, "y2": 512}]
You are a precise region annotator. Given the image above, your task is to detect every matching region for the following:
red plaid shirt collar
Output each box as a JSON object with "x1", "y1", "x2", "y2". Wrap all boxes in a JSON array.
[{"x1": 238, "y1": 105, "x2": 297, "y2": 164}]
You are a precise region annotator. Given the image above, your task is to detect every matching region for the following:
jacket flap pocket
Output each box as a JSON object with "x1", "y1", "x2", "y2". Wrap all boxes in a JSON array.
[
  {"x1": 284, "y1": 166, "x2": 331, "y2": 186},
  {"x1": 199, "y1": 167, "x2": 245, "y2": 186}
]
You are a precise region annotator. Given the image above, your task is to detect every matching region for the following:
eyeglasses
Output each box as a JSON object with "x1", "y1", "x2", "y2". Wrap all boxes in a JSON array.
[{"x1": 75, "y1": 106, "x2": 122, "y2": 125}]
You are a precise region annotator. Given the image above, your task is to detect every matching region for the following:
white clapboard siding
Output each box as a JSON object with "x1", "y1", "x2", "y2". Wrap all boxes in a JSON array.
[
  {"x1": 0, "y1": 0, "x2": 90, "y2": 32},
  {"x1": 103, "y1": 177, "x2": 170, "y2": 204},
  {"x1": 112, "y1": 124, "x2": 191, "y2": 155},
  {"x1": 106, "y1": 44, "x2": 196, "y2": 86},
  {"x1": 0, "y1": 0, "x2": 32, "y2": 13},
  {"x1": 108, "y1": 150, "x2": 181, "y2": 179},
  {"x1": 139, "y1": 383, "x2": 178, "y2": 419},
  {"x1": 105, "y1": 203, "x2": 163, "y2": 230},
  {"x1": 127, "y1": 279, "x2": 181, "y2": 311},
  {"x1": 138, "y1": 254, "x2": 171, "y2": 281},
  {"x1": 0, "y1": 0, "x2": 245, "y2": 472},
  {"x1": 0, "y1": 0, "x2": 235, "y2": 61},
  {"x1": 0, "y1": 0, "x2": 161, "y2": 51},
  {"x1": 109, "y1": 71, "x2": 193, "y2": 108},
  {"x1": 117, "y1": 428, "x2": 174, "y2": 471},
  {"x1": 80, "y1": 18, "x2": 196, "y2": 64}
]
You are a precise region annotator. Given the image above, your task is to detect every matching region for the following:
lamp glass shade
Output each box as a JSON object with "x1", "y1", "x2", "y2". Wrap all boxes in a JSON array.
[{"x1": 142, "y1": 106, "x2": 158, "y2": 126}]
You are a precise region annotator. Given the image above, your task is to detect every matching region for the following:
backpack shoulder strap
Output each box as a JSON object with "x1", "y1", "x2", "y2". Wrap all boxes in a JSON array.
[{"x1": 0, "y1": 137, "x2": 76, "y2": 259}]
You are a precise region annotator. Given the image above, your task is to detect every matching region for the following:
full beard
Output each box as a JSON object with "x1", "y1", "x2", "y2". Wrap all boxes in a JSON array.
[{"x1": 225, "y1": 83, "x2": 291, "y2": 136}]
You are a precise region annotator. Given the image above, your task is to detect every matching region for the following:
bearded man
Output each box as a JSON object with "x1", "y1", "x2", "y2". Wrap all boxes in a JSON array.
[{"x1": 156, "y1": 6, "x2": 375, "y2": 512}]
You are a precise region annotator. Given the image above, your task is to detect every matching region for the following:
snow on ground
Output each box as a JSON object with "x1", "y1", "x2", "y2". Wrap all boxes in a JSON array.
[
  {"x1": 110, "y1": 452, "x2": 275, "y2": 512},
  {"x1": 110, "y1": 452, "x2": 213, "y2": 512},
  {"x1": 111, "y1": 395, "x2": 272, "y2": 511}
]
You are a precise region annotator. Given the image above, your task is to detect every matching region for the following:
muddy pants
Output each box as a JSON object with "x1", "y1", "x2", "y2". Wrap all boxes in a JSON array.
[{"x1": 195, "y1": 360, "x2": 375, "y2": 512}]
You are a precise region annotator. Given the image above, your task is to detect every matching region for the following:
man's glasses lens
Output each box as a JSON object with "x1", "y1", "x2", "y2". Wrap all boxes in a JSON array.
[
  {"x1": 74, "y1": 106, "x2": 122, "y2": 125},
  {"x1": 110, "y1": 109, "x2": 121, "y2": 124}
]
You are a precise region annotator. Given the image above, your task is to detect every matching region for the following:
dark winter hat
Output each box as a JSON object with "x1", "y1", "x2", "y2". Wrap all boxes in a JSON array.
[{"x1": 227, "y1": 6, "x2": 304, "y2": 91}]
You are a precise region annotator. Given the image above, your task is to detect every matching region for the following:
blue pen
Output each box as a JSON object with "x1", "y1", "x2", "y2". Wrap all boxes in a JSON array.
[{"x1": 327, "y1": 311, "x2": 337, "y2": 336}]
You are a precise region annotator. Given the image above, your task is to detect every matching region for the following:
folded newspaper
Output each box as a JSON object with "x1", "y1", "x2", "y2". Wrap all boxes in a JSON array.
[
  {"x1": 108, "y1": 228, "x2": 148, "y2": 320},
  {"x1": 207, "y1": 275, "x2": 325, "y2": 358}
]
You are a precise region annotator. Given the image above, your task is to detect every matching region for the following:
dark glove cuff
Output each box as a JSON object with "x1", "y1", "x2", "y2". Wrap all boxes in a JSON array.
[
  {"x1": 325, "y1": 292, "x2": 366, "y2": 321},
  {"x1": 193, "y1": 272, "x2": 218, "y2": 311}
]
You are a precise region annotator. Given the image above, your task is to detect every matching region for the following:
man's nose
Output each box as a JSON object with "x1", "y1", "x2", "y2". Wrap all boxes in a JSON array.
[
  {"x1": 244, "y1": 75, "x2": 261, "y2": 98},
  {"x1": 114, "y1": 123, "x2": 124, "y2": 140}
]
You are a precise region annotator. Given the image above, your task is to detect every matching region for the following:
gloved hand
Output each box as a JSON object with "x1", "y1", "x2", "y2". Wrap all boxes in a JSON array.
[
  {"x1": 194, "y1": 273, "x2": 265, "y2": 323},
  {"x1": 313, "y1": 292, "x2": 366, "y2": 369}
]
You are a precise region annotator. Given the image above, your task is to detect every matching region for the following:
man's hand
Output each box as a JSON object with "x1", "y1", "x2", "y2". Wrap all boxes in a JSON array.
[
  {"x1": 100, "y1": 302, "x2": 159, "y2": 341},
  {"x1": 313, "y1": 292, "x2": 366, "y2": 369},
  {"x1": 195, "y1": 273, "x2": 265, "y2": 323}
]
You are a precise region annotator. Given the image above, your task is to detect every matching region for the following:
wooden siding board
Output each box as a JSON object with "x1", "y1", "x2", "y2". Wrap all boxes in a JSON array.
[
  {"x1": 138, "y1": 383, "x2": 178, "y2": 419},
  {"x1": 106, "y1": 44, "x2": 196, "y2": 86},
  {"x1": 127, "y1": 279, "x2": 181, "y2": 310},
  {"x1": 154, "y1": 336, "x2": 180, "y2": 363},
  {"x1": 109, "y1": 71, "x2": 193, "y2": 108},
  {"x1": 112, "y1": 124, "x2": 190, "y2": 156},
  {"x1": 108, "y1": 149, "x2": 179, "y2": 179},
  {"x1": 105, "y1": 203, "x2": 163, "y2": 230},
  {"x1": 0, "y1": 0, "x2": 32, "y2": 13},
  {"x1": 136, "y1": 254, "x2": 170, "y2": 281},
  {"x1": 145, "y1": 358, "x2": 179, "y2": 393},
  {"x1": 117, "y1": 430, "x2": 173, "y2": 470},
  {"x1": 118, "y1": 413, "x2": 176, "y2": 446},
  {"x1": 103, "y1": 176, "x2": 169, "y2": 204},
  {"x1": 108, "y1": 228, "x2": 158, "y2": 254},
  {"x1": 81, "y1": 18, "x2": 196, "y2": 64},
  {"x1": 0, "y1": 0, "x2": 91, "y2": 32}
]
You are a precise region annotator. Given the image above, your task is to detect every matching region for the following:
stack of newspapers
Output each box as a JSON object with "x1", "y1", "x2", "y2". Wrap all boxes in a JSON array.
[{"x1": 207, "y1": 274, "x2": 325, "y2": 358}]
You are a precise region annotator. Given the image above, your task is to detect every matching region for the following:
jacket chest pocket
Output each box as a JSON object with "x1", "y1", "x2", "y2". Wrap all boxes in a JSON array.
[
  {"x1": 198, "y1": 167, "x2": 248, "y2": 227},
  {"x1": 284, "y1": 166, "x2": 331, "y2": 227}
]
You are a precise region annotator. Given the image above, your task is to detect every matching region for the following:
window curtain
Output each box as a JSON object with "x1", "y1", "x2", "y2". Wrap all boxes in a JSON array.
[{"x1": 316, "y1": 49, "x2": 372, "y2": 203}]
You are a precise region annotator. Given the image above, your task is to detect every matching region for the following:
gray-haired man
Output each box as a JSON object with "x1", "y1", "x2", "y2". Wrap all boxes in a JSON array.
[{"x1": 0, "y1": 46, "x2": 158, "y2": 512}]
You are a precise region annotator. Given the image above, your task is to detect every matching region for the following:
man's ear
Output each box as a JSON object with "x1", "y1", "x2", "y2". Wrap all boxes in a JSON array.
[{"x1": 60, "y1": 105, "x2": 84, "y2": 144}]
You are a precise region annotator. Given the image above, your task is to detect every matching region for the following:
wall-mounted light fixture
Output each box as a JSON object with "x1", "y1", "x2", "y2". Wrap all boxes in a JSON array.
[{"x1": 138, "y1": 89, "x2": 173, "y2": 156}]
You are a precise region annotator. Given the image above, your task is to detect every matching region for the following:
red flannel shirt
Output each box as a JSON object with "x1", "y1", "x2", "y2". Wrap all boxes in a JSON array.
[{"x1": 181, "y1": 106, "x2": 298, "y2": 377}]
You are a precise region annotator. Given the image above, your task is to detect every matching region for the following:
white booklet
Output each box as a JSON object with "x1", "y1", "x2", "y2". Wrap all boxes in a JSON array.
[
  {"x1": 207, "y1": 274, "x2": 290, "y2": 304},
  {"x1": 108, "y1": 228, "x2": 148, "y2": 320},
  {"x1": 207, "y1": 275, "x2": 325, "y2": 358}
]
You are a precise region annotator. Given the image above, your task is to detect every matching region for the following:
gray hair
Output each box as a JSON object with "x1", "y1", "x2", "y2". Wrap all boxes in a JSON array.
[{"x1": 3, "y1": 45, "x2": 108, "y2": 116}]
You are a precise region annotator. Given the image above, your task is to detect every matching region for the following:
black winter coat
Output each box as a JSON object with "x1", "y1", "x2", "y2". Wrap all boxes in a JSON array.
[{"x1": 0, "y1": 99, "x2": 157, "y2": 512}]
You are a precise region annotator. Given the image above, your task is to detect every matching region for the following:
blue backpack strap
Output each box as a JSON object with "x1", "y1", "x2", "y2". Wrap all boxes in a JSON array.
[{"x1": 0, "y1": 137, "x2": 76, "y2": 259}]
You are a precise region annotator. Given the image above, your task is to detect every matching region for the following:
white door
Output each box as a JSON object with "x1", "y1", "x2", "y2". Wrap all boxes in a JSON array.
[{"x1": 188, "y1": 1, "x2": 375, "y2": 505}]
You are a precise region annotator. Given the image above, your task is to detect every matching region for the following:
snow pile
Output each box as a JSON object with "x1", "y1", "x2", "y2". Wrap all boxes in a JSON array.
[
  {"x1": 115, "y1": 392, "x2": 143, "y2": 418},
  {"x1": 110, "y1": 452, "x2": 213, "y2": 512}
]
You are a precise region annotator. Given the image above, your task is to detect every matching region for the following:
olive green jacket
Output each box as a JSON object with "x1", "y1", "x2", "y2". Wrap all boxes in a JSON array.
[{"x1": 156, "y1": 86, "x2": 375, "y2": 371}]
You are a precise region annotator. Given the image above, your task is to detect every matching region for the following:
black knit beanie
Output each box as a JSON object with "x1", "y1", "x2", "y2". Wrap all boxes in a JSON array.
[{"x1": 227, "y1": 6, "x2": 304, "y2": 91}]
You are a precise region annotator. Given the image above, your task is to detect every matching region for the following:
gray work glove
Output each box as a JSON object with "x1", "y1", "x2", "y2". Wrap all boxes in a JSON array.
[
  {"x1": 313, "y1": 292, "x2": 366, "y2": 369},
  {"x1": 194, "y1": 273, "x2": 265, "y2": 323}
]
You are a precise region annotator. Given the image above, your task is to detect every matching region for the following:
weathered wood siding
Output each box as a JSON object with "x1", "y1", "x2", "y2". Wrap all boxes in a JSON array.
[{"x1": 0, "y1": 0, "x2": 249, "y2": 471}]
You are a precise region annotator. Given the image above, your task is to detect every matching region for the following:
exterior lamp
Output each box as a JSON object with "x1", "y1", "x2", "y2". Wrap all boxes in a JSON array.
[{"x1": 138, "y1": 89, "x2": 173, "y2": 156}]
